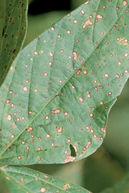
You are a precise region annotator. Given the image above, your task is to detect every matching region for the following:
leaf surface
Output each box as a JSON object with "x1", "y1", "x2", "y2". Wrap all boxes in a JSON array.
[
  {"x1": 101, "y1": 173, "x2": 129, "y2": 193},
  {"x1": 0, "y1": 166, "x2": 90, "y2": 193},
  {"x1": 0, "y1": 0, "x2": 28, "y2": 86},
  {"x1": 0, "y1": 0, "x2": 129, "y2": 165}
]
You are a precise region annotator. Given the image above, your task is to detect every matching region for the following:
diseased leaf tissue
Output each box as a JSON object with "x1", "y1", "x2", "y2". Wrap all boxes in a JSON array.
[
  {"x1": 1, "y1": 0, "x2": 129, "y2": 192},
  {"x1": 1, "y1": 166, "x2": 90, "y2": 193},
  {"x1": 0, "y1": 0, "x2": 129, "y2": 167}
]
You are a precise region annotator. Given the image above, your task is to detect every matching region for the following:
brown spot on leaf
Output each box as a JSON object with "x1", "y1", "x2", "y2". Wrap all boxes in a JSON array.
[
  {"x1": 82, "y1": 19, "x2": 93, "y2": 29},
  {"x1": 72, "y1": 51, "x2": 78, "y2": 61},
  {"x1": 64, "y1": 155, "x2": 76, "y2": 163}
]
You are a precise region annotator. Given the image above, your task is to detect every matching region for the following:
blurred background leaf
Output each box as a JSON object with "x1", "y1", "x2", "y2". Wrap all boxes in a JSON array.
[
  {"x1": 104, "y1": 80, "x2": 129, "y2": 169},
  {"x1": 100, "y1": 173, "x2": 129, "y2": 193}
]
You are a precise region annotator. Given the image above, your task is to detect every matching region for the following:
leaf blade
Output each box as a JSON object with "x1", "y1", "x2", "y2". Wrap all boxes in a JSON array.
[
  {"x1": 1, "y1": 166, "x2": 90, "y2": 193},
  {"x1": 0, "y1": 0, "x2": 129, "y2": 164}
]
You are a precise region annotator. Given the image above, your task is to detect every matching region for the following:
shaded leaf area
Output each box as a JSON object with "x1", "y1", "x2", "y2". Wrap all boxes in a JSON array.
[
  {"x1": 0, "y1": 173, "x2": 10, "y2": 193},
  {"x1": 0, "y1": 166, "x2": 90, "y2": 193},
  {"x1": 0, "y1": 0, "x2": 129, "y2": 165},
  {"x1": 101, "y1": 173, "x2": 129, "y2": 193},
  {"x1": 0, "y1": 0, "x2": 28, "y2": 86}
]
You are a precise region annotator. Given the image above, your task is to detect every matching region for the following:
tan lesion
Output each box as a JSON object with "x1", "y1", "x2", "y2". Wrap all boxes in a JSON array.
[
  {"x1": 51, "y1": 108, "x2": 60, "y2": 114},
  {"x1": 63, "y1": 183, "x2": 71, "y2": 190},
  {"x1": 82, "y1": 18, "x2": 93, "y2": 29},
  {"x1": 117, "y1": 37, "x2": 129, "y2": 46}
]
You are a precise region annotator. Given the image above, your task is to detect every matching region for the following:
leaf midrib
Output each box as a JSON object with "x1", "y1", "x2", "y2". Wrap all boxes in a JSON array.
[{"x1": 0, "y1": 1, "x2": 124, "y2": 159}]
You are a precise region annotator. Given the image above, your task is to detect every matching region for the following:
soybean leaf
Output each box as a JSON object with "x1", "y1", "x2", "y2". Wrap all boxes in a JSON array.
[
  {"x1": 101, "y1": 173, "x2": 129, "y2": 193},
  {"x1": 35, "y1": 148, "x2": 124, "y2": 193},
  {"x1": 0, "y1": 0, "x2": 28, "y2": 86},
  {"x1": 0, "y1": 0, "x2": 129, "y2": 165},
  {"x1": 0, "y1": 166, "x2": 90, "y2": 193}
]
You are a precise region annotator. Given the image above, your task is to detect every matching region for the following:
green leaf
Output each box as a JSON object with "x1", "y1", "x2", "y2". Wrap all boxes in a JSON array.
[
  {"x1": 31, "y1": 147, "x2": 124, "y2": 193},
  {"x1": 0, "y1": 0, "x2": 129, "y2": 165},
  {"x1": 0, "y1": 0, "x2": 28, "y2": 86},
  {"x1": 0, "y1": 166, "x2": 90, "y2": 193},
  {"x1": 101, "y1": 173, "x2": 129, "y2": 193}
]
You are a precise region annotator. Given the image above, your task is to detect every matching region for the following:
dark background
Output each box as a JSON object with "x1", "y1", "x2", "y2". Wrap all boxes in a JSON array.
[{"x1": 29, "y1": 0, "x2": 71, "y2": 15}]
